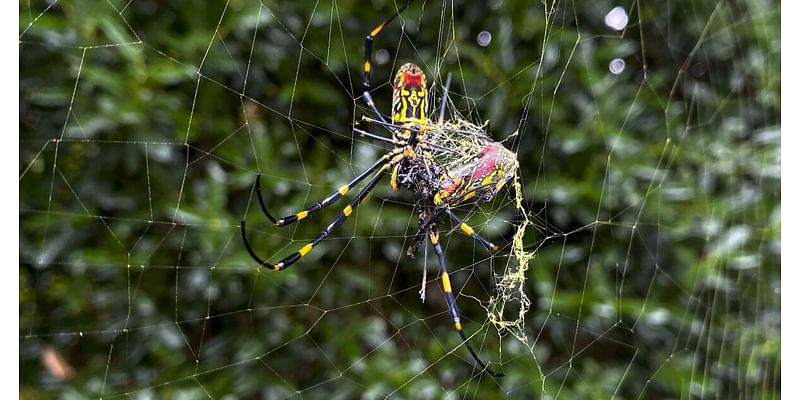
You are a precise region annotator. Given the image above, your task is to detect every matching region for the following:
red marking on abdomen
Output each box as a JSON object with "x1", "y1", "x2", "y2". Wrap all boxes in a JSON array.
[{"x1": 402, "y1": 72, "x2": 423, "y2": 87}]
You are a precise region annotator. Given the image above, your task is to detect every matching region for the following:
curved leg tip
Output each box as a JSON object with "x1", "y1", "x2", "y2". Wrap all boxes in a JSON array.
[
  {"x1": 252, "y1": 174, "x2": 278, "y2": 224},
  {"x1": 484, "y1": 366, "x2": 504, "y2": 377},
  {"x1": 240, "y1": 219, "x2": 276, "y2": 270}
]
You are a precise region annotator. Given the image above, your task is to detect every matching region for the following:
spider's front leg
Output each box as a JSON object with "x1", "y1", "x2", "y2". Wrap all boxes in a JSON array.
[
  {"x1": 361, "y1": 0, "x2": 415, "y2": 123},
  {"x1": 248, "y1": 146, "x2": 394, "y2": 229},
  {"x1": 241, "y1": 163, "x2": 390, "y2": 270}
]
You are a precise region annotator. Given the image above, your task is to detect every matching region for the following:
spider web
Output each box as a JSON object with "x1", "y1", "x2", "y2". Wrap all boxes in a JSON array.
[{"x1": 20, "y1": 0, "x2": 780, "y2": 398}]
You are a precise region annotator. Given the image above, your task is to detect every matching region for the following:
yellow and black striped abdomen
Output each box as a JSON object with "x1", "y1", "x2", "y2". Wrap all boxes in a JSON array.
[{"x1": 391, "y1": 63, "x2": 428, "y2": 124}]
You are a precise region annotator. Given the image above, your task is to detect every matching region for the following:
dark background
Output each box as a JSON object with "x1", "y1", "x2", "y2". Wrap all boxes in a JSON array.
[{"x1": 20, "y1": 0, "x2": 779, "y2": 398}]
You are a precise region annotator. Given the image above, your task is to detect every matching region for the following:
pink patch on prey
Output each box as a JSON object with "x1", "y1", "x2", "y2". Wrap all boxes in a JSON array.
[{"x1": 471, "y1": 145, "x2": 500, "y2": 180}]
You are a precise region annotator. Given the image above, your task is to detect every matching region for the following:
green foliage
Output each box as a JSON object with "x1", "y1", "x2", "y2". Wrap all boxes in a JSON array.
[{"x1": 20, "y1": 0, "x2": 779, "y2": 398}]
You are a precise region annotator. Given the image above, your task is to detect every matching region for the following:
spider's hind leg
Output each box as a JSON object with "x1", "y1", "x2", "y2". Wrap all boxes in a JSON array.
[
  {"x1": 419, "y1": 242, "x2": 429, "y2": 302},
  {"x1": 429, "y1": 230, "x2": 504, "y2": 377},
  {"x1": 406, "y1": 229, "x2": 427, "y2": 256},
  {"x1": 445, "y1": 208, "x2": 500, "y2": 253}
]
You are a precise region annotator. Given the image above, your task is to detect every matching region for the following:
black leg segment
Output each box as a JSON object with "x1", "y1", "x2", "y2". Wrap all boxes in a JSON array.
[
  {"x1": 429, "y1": 231, "x2": 504, "y2": 377},
  {"x1": 241, "y1": 165, "x2": 389, "y2": 271},
  {"x1": 363, "y1": 0, "x2": 415, "y2": 90},
  {"x1": 253, "y1": 155, "x2": 389, "y2": 227}
]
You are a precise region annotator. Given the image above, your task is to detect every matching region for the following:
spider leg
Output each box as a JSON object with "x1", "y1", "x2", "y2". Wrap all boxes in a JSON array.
[
  {"x1": 252, "y1": 154, "x2": 390, "y2": 227},
  {"x1": 429, "y1": 230, "x2": 504, "y2": 377},
  {"x1": 390, "y1": 164, "x2": 402, "y2": 191},
  {"x1": 420, "y1": 242, "x2": 428, "y2": 302},
  {"x1": 241, "y1": 164, "x2": 389, "y2": 270},
  {"x1": 353, "y1": 128, "x2": 395, "y2": 146},
  {"x1": 406, "y1": 208, "x2": 446, "y2": 256},
  {"x1": 438, "y1": 72, "x2": 452, "y2": 124},
  {"x1": 362, "y1": 91, "x2": 390, "y2": 125},
  {"x1": 362, "y1": 0, "x2": 414, "y2": 91},
  {"x1": 360, "y1": 117, "x2": 461, "y2": 155},
  {"x1": 444, "y1": 208, "x2": 500, "y2": 253}
]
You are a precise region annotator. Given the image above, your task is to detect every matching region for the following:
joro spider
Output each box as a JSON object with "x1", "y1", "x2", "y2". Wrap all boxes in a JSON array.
[{"x1": 241, "y1": 0, "x2": 517, "y2": 377}]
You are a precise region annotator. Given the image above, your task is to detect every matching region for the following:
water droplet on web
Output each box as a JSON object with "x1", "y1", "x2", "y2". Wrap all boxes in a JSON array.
[
  {"x1": 609, "y1": 58, "x2": 626, "y2": 75},
  {"x1": 604, "y1": 6, "x2": 628, "y2": 31},
  {"x1": 477, "y1": 31, "x2": 492, "y2": 47},
  {"x1": 375, "y1": 49, "x2": 390, "y2": 65}
]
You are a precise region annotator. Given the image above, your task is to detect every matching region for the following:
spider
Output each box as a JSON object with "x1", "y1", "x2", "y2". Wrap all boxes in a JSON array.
[{"x1": 240, "y1": 0, "x2": 516, "y2": 377}]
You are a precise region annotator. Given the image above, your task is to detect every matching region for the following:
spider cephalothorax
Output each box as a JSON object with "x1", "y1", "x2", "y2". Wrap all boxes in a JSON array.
[{"x1": 241, "y1": 0, "x2": 513, "y2": 377}]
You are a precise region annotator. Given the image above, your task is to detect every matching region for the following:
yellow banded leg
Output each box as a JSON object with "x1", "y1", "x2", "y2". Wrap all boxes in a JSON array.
[
  {"x1": 429, "y1": 230, "x2": 503, "y2": 377},
  {"x1": 362, "y1": 0, "x2": 414, "y2": 89},
  {"x1": 446, "y1": 209, "x2": 499, "y2": 253},
  {"x1": 430, "y1": 231, "x2": 461, "y2": 328},
  {"x1": 241, "y1": 165, "x2": 388, "y2": 271},
  {"x1": 390, "y1": 164, "x2": 401, "y2": 191},
  {"x1": 255, "y1": 155, "x2": 387, "y2": 227}
]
